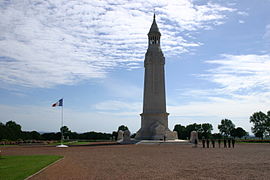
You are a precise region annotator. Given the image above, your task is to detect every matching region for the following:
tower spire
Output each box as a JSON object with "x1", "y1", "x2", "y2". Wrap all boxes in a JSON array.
[
  {"x1": 148, "y1": 12, "x2": 161, "y2": 46},
  {"x1": 148, "y1": 12, "x2": 160, "y2": 35}
]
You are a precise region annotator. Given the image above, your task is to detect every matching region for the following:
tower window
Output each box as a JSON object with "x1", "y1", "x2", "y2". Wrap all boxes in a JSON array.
[{"x1": 149, "y1": 36, "x2": 160, "y2": 45}]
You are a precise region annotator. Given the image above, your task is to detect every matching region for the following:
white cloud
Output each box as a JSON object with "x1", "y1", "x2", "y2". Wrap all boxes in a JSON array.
[
  {"x1": 204, "y1": 54, "x2": 270, "y2": 93},
  {"x1": 169, "y1": 91, "x2": 270, "y2": 125},
  {"x1": 238, "y1": 20, "x2": 245, "y2": 24},
  {"x1": 237, "y1": 11, "x2": 249, "y2": 16},
  {"x1": 167, "y1": 53, "x2": 270, "y2": 133},
  {"x1": 0, "y1": 0, "x2": 234, "y2": 88}
]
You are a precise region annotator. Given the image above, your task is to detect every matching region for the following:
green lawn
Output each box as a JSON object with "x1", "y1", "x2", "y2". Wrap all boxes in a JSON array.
[
  {"x1": 67, "y1": 141, "x2": 92, "y2": 145},
  {"x1": 49, "y1": 140, "x2": 108, "y2": 146},
  {"x1": 0, "y1": 144, "x2": 18, "y2": 147},
  {"x1": 0, "y1": 155, "x2": 63, "y2": 180},
  {"x1": 48, "y1": 141, "x2": 88, "y2": 146},
  {"x1": 237, "y1": 140, "x2": 270, "y2": 143}
]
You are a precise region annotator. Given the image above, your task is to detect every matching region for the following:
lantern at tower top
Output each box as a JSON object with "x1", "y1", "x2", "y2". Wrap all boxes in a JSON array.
[{"x1": 148, "y1": 13, "x2": 161, "y2": 46}]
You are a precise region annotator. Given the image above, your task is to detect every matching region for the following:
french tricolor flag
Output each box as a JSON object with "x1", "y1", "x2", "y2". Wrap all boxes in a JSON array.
[{"x1": 52, "y1": 99, "x2": 63, "y2": 107}]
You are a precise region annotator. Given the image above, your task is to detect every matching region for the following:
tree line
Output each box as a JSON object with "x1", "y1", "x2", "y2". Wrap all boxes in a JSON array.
[
  {"x1": 173, "y1": 120, "x2": 248, "y2": 140},
  {"x1": 1, "y1": 110, "x2": 269, "y2": 141},
  {"x1": 0, "y1": 121, "x2": 111, "y2": 141},
  {"x1": 250, "y1": 110, "x2": 270, "y2": 139},
  {"x1": 174, "y1": 110, "x2": 270, "y2": 140}
]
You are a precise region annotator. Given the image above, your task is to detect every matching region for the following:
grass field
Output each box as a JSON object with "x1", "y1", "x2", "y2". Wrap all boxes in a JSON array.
[
  {"x1": 48, "y1": 141, "x2": 93, "y2": 146},
  {"x1": 0, "y1": 155, "x2": 63, "y2": 180},
  {"x1": 49, "y1": 140, "x2": 114, "y2": 146},
  {"x1": 68, "y1": 141, "x2": 93, "y2": 145},
  {"x1": 237, "y1": 139, "x2": 270, "y2": 143},
  {"x1": 0, "y1": 144, "x2": 18, "y2": 147}
]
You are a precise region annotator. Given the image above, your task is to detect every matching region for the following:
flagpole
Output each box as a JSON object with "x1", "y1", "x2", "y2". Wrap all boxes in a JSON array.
[
  {"x1": 61, "y1": 104, "x2": 63, "y2": 145},
  {"x1": 55, "y1": 98, "x2": 67, "y2": 148}
]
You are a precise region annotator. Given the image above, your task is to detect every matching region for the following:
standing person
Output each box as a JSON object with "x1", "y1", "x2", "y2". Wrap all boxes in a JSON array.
[
  {"x1": 206, "y1": 139, "x2": 210, "y2": 148},
  {"x1": 202, "y1": 137, "x2": 206, "y2": 148},
  {"x1": 228, "y1": 138, "x2": 231, "y2": 148},
  {"x1": 194, "y1": 138, "x2": 198, "y2": 148},
  {"x1": 224, "y1": 139, "x2": 227, "y2": 148},
  {"x1": 232, "y1": 138, "x2": 235, "y2": 148},
  {"x1": 211, "y1": 139, "x2": 215, "y2": 148},
  {"x1": 163, "y1": 135, "x2": 166, "y2": 142},
  {"x1": 218, "y1": 139, "x2": 221, "y2": 148}
]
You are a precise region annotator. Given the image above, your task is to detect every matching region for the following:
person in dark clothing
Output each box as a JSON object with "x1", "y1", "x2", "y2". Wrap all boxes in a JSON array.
[
  {"x1": 224, "y1": 139, "x2": 227, "y2": 148},
  {"x1": 206, "y1": 139, "x2": 210, "y2": 148},
  {"x1": 232, "y1": 138, "x2": 235, "y2": 148},
  {"x1": 202, "y1": 138, "x2": 206, "y2": 148},
  {"x1": 218, "y1": 139, "x2": 221, "y2": 148},
  {"x1": 228, "y1": 138, "x2": 231, "y2": 148},
  {"x1": 194, "y1": 139, "x2": 198, "y2": 148},
  {"x1": 211, "y1": 139, "x2": 215, "y2": 148}
]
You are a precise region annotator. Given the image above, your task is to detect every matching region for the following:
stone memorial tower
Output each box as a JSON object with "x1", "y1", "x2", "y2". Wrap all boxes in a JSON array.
[{"x1": 135, "y1": 14, "x2": 177, "y2": 140}]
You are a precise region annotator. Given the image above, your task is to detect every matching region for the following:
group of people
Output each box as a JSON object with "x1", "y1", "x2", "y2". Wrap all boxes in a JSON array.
[{"x1": 200, "y1": 138, "x2": 236, "y2": 148}]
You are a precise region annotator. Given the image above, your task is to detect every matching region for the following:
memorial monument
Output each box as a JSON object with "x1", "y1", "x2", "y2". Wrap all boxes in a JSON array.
[
  {"x1": 135, "y1": 14, "x2": 177, "y2": 140},
  {"x1": 190, "y1": 131, "x2": 199, "y2": 144}
]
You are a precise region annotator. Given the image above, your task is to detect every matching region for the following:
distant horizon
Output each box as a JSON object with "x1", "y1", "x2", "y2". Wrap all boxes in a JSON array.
[
  {"x1": 0, "y1": 119, "x2": 257, "y2": 136},
  {"x1": 0, "y1": 120, "x2": 257, "y2": 137},
  {"x1": 1, "y1": 0, "x2": 270, "y2": 135}
]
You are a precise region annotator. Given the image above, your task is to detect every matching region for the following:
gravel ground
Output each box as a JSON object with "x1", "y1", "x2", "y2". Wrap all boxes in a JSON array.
[{"x1": 1, "y1": 143, "x2": 270, "y2": 180}]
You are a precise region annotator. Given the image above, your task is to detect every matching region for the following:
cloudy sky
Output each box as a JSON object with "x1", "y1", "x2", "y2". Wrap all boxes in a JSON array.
[{"x1": 1, "y1": 0, "x2": 270, "y2": 134}]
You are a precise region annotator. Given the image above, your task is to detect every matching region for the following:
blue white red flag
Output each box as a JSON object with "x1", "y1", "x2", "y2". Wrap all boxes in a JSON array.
[{"x1": 52, "y1": 99, "x2": 63, "y2": 107}]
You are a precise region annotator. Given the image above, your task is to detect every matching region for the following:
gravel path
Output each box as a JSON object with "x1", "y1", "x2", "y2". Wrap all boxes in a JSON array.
[{"x1": 2, "y1": 143, "x2": 270, "y2": 180}]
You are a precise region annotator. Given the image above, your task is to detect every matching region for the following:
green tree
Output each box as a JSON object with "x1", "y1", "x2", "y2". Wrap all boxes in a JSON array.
[
  {"x1": 186, "y1": 123, "x2": 202, "y2": 139},
  {"x1": 212, "y1": 133, "x2": 223, "y2": 139},
  {"x1": 218, "y1": 119, "x2": 235, "y2": 137},
  {"x1": 267, "y1": 111, "x2": 270, "y2": 135},
  {"x1": 201, "y1": 123, "x2": 213, "y2": 138},
  {"x1": 6, "y1": 121, "x2": 21, "y2": 131},
  {"x1": 0, "y1": 122, "x2": 8, "y2": 140},
  {"x1": 79, "y1": 131, "x2": 111, "y2": 140},
  {"x1": 250, "y1": 111, "x2": 270, "y2": 139},
  {"x1": 41, "y1": 132, "x2": 61, "y2": 140},
  {"x1": 60, "y1": 126, "x2": 71, "y2": 139},
  {"x1": 230, "y1": 127, "x2": 248, "y2": 139},
  {"x1": 118, "y1": 125, "x2": 128, "y2": 131},
  {"x1": 69, "y1": 132, "x2": 78, "y2": 139},
  {"x1": 173, "y1": 124, "x2": 187, "y2": 139},
  {"x1": 112, "y1": 131, "x2": 118, "y2": 141},
  {"x1": 5, "y1": 121, "x2": 22, "y2": 140},
  {"x1": 30, "y1": 131, "x2": 41, "y2": 140},
  {"x1": 254, "y1": 131, "x2": 264, "y2": 139}
]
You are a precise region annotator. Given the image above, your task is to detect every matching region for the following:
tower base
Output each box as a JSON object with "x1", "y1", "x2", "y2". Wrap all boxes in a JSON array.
[
  {"x1": 135, "y1": 128, "x2": 177, "y2": 140},
  {"x1": 135, "y1": 113, "x2": 177, "y2": 140}
]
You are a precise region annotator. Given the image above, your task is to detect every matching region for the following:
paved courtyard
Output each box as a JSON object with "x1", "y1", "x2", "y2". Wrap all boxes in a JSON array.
[{"x1": 2, "y1": 143, "x2": 270, "y2": 179}]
